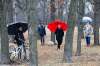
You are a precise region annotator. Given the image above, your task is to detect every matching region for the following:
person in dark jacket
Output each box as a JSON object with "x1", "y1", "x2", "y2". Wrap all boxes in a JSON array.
[
  {"x1": 38, "y1": 24, "x2": 46, "y2": 45},
  {"x1": 55, "y1": 25, "x2": 64, "y2": 49},
  {"x1": 14, "y1": 27, "x2": 26, "y2": 59},
  {"x1": 14, "y1": 27, "x2": 25, "y2": 46}
]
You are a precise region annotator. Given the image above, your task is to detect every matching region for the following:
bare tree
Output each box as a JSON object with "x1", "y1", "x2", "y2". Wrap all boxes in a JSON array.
[
  {"x1": 12, "y1": 0, "x2": 27, "y2": 23},
  {"x1": 94, "y1": 0, "x2": 100, "y2": 45},
  {"x1": 50, "y1": 0, "x2": 56, "y2": 43},
  {"x1": 64, "y1": 0, "x2": 77, "y2": 63},
  {"x1": 0, "y1": 0, "x2": 10, "y2": 64},
  {"x1": 58, "y1": 0, "x2": 64, "y2": 19},
  {"x1": 76, "y1": 0, "x2": 85, "y2": 56},
  {"x1": 27, "y1": 0, "x2": 38, "y2": 66}
]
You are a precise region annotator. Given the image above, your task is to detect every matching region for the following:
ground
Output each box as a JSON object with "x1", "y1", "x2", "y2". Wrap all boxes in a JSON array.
[{"x1": 37, "y1": 26, "x2": 100, "y2": 66}]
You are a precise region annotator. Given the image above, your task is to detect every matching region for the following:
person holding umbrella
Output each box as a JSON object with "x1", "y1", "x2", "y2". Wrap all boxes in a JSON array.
[
  {"x1": 14, "y1": 27, "x2": 26, "y2": 59},
  {"x1": 7, "y1": 22, "x2": 28, "y2": 60},
  {"x1": 47, "y1": 19, "x2": 68, "y2": 49},
  {"x1": 83, "y1": 22, "x2": 93, "y2": 47},
  {"x1": 55, "y1": 25, "x2": 64, "y2": 49}
]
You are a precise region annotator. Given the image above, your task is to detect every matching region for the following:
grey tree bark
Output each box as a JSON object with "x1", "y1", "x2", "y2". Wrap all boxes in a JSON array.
[
  {"x1": 94, "y1": 0, "x2": 100, "y2": 45},
  {"x1": 12, "y1": 0, "x2": 27, "y2": 23},
  {"x1": 76, "y1": 0, "x2": 85, "y2": 56},
  {"x1": 6, "y1": 0, "x2": 13, "y2": 24},
  {"x1": 27, "y1": 0, "x2": 38, "y2": 66},
  {"x1": 50, "y1": 0, "x2": 56, "y2": 44},
  {"x1": 0, "y1": 0, "x2": 10, "y2": 64},
  {"x1": 58, "y1": 0, "x2": 64, "y2": 20},
  {"x1": 64, "y1": 0, "x2": 77, "y2": 63}
]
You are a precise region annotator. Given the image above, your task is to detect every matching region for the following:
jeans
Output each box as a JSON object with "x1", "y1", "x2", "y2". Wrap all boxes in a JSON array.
[
  {"x1": 86, "y1": 36, "x2": 90, "y2": 46},
  {"x1": 40, "y1": 36, "x2": 45, "y2": 45}
]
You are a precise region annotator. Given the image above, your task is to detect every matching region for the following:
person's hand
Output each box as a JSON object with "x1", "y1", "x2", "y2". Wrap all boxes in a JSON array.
[{"x1": 13, "y1": 40, "x2": 17, "y2": 44}]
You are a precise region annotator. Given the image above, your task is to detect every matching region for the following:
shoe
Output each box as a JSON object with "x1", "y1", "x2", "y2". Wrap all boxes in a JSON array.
[
  {"x1": 57, "y1": 47, "x2": 60, "y2": 50},
  {"x1": 87, "y1": 44, "x2": 90, "y2": 47}
]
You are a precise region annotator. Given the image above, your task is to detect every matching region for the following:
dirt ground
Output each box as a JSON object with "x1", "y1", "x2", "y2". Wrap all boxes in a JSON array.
[{"x1": 37, "y1": 26, "x2": 100, "y2": 66}]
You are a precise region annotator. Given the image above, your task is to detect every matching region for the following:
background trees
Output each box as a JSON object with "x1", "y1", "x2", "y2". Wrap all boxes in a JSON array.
[
  {"x1": 0, "y1": 0, "x2": 100, "y2": 65},
  {"x1": 76, "y1": 0, "x2": 85, "y2": 56}
]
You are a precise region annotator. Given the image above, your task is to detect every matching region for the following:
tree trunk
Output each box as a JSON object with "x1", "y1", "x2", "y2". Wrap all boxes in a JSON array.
[
  {"x1": 76, "y1": 0, "x2": 85, "y2": 56},
  {"x1": 58, "y1": 0, "x2": 64, "y2": 20},
  {"x1": 50, "y1": 0, "x2": 56, "y2": 43},
  {"x1": 94, "y1": 0, "x2": 100, "y2": 45},
  {"x1": 0, "y1": 0, "x2": 10, "y2": 64},
  {"x1": 12, "y1": 0, "x2": 27, "y2": 23},
  {"x1": 6, "y1": 0, "x2": 13, "y2": 24},
  {"x1": 27, "y1": 0, "x2": 38, "y2": 66},
  {"x1": 64, "y1": 0, "x2": 77, "y2": 63}
]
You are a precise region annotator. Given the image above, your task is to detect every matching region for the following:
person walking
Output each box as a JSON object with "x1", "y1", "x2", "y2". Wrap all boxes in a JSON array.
[
  {"x1": 38, "y1": 24, "x2": 46, "y2": 45},
  {"x1": 55, "y1": 25, "x2": 64, "y2": 49},
  {"x1": 83, "y1": 22, "x2": 93, "y2": 47},
  {"x1": 14, "y1": 27, "x2": 26, "y2": 59}
]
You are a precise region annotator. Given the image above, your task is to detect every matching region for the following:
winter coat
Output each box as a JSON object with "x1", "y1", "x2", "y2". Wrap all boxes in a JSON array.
[
  {"x1": 55, "y1": 28, "x2": 64, "y2": 42},
  {"x1": 14, "y1": 31, "x2": 25, "y2": 46},
  {"x1": 38, "y1": 25, "x2": 46, "y2": 37},
  {"x1": 83, "y1": 23, "x2": 93, "y2": 37}
]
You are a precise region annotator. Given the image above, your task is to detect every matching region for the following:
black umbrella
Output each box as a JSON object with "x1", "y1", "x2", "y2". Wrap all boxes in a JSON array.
[{"x1": 7, "y1": 22, "x2": 28, "y2": 35}]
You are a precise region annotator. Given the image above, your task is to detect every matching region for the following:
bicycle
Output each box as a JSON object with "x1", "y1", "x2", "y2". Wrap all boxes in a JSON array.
[{"x1": 9, "y1": 39, "x2": 27, "y2": 62}]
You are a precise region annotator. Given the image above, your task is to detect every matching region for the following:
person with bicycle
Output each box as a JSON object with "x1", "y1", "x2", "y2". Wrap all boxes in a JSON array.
[{"x1": 14, "y1": 27, "x2": 26, "y2": 59}]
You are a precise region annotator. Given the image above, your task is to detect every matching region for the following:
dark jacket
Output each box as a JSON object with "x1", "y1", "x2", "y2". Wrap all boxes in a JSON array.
[
  {"x1": 14, "y1": 31, "x2": 25, "y2": 46},
  {"x1": 38, "y1": 25, "x2": 46, "y2": 37},
  {"x1": 55, "y1": 28, "x2": 64, "y2": 41}
]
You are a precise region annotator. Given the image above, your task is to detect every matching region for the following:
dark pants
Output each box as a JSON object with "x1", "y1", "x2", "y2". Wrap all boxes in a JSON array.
[
  {"x1": 86, "y1": 36, "x2": 90, "y2": 46},
  {"x1": 40, "y1": 36, "x2": 45, "y2": 45},
  {"x1": 17, "y1": 41, "x2": 26, "y2": 59},
  {"x1": 57, "y1": 39, "x2": 62, "y2": 49}
]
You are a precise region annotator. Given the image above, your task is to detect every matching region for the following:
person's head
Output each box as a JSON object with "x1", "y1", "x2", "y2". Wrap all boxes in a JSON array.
[
  {"x1": 19, "y1": 27, "x2": 23, "y2": 31},
  {"x1": 38, "y1": 24, "x2": 41, "y2": 27},
  {"x1": 58, "y1": 24, "x2": 61, "y2": 28},
  {"x1": 86, "y1": 22, "x2": 90, "y2": 25}
]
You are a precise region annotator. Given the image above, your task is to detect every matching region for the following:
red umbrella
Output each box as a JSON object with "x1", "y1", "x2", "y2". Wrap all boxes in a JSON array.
[{"x1": 47, "y1": 19, "x2": 68, "y2": 32}]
